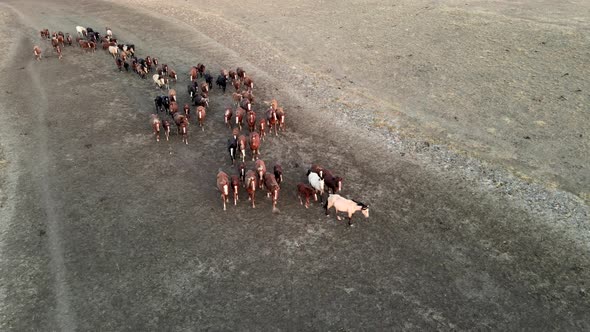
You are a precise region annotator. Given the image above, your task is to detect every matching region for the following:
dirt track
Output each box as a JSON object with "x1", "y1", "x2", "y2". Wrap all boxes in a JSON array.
[{"x1": 0, "y1": 0, "x2": 589, "y2": 330}]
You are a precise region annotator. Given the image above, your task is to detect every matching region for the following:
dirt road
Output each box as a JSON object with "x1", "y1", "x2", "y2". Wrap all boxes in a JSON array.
[{"x1": 0, "y1": 0, "x2": 588, "y2": 330}]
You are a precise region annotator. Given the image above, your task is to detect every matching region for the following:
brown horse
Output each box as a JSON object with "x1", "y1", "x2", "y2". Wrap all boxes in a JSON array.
[
  {"x1": 196, "y1": 63, "x2": 206, "y2": 77},
  {"x1": 243, "y1": 77, "x2": 254, "y2": 91},
  {"x1": 150, "y1": 114, "x2": 162, "y2": 142},
  {"x1": 324, "y1": 169, "x2": 343, "y2": 194},
  {"x1": 263, "y1": 173, "x2": 280, "y2": 212},
  {"x1": 51, "y1": 37, "x2": 59, "y2": 49},
  {"x1": 55, "y1": 45, "x2": 62, "y2": 60},
  {"x1": 196, "y1": 106, "x2": 206, "y2": 131},
  {"x1": 258, "y1": 119, "x2": 266, "y2": 141},
  {"x1": 189, "y1": 66, "x2": 198, "y2": 82},
  {"x1": 325, "y1": 194, "x2": 369, "y2": 226},
  {"x1": 162, "y1": 119, "x2": 171, "y2": 141},
  {"x1": 236, "y1": 67, "x2": 246, "y2": 79},
  {"x1": 270, "y1": 99, "x2": 279, "y2": 111},
  {"x1": 217, "y1": 171, "x2": 230, "y2": 211},
  {"x1": 231, "y1": 175, "x2": 240, "y2": 206},
  {"x1": 235, "y1": 106, "x2": 246, "y2": 131},
  {"x1": 169, "y1": 101, "x2": 179, "y2": 117},
  {"x1": 249, "y1": 132, "x2": 261, "y2": 161},
  {"x1": 173, "y1": 113, "x2": 189, "y2": 144},
  {"x1": 228, "y1": 70, "x2": 238, "y2": 82},
  {"x1": 255, "y1": 159, "x2": 266, "y2": 189},
  {"x1": 238, "y1": 162, "x2": 246, "y2": 185},
  {"x1": 297, "y1": 183, "x2": 318, "y2": 208},
  {"x1": 224, "y1": 107, "x2": 233, "y2": 129},
  {"x1": 273, "y1": 164, "x2": 283, "y2": 185},
  {"x1": 57, "y1": 35, "x2": 65, "y2": 47},
  {"x1": 232, "y1": 79, "x2": 241, "y2": 92},
  {"x1": 33, "y1": 46, "x2": 42, "y2": 61},
  {"x1": 40, "y1": 29, "x2": 50, "y2": 39},
  {"x1": 276, "y1": 107, "x2": 286, "y2": 131},
  {"x1": 200, "y1": 82, "x2": 209, "y2": 94},
  {"x1": 240, "y1": 98, "x2": 252, "y2": 112},
  {"x1": 246, "y1": 110, "x2": 256, "y2": 132},
  {"x1": 238, "y1": 135, "x2": 247, "y2": 163},
  {"x1": 245, "y1": 170, "x2": 257, "y2": 208},
  {"x1": 66, "y1": 33, "x2": 72, "y2": 46},
  {"x1": 242, "y1": 90, "x2": 255, "y2": 104},
  {"x1": 168, "y1": 89, "x2": 176, "y2": 103},
  {"x1": 183, "y1": 104, "x2": 190, "y2": 121},
  {"x1": 168, "y1": 69, "x2": 177, "y2": 82},
  {"x1": 232, "y1": 92, "x2": 242, "y2": 107},
  {"x1": 266, "y1": 108, "x2": 278, "y2": 136}
]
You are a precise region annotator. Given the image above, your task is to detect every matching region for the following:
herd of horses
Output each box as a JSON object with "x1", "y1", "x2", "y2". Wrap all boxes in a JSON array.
[{"x1": 35, "y1": 24, "x2": 370, "y2": 226}]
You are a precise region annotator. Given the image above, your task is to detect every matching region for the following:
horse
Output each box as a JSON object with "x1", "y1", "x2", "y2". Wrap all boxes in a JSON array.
[
  {"x1": 216, "y1": 171, "x2": 230, "y2": 211},
  {"x1": 51, "y1": 37, "x2": 59, "y2": 49},
  {"x1": 255, "y1": 159, "x2": 266, "y2": 189},
  {"x1": 238, "y1": 162, "x2": 246, "y2": 185},
  {"x1": 193, "y1": 93, "x2": 209, "y2": 108},
  {"x1": 224, "y1": 108, "x2": 233, "y2": 129},
  {"x1": 308, "y1": 164, "x2": 325, "y2": 179},
  {"x1": 228, "y1": 137, "x2": 238, "y2": 165},
  {"x1": 183, "y1": 104, "x2": 191, "y2": 121},
  {"x1": 276, "y1": 107, "x2": 286, "y2": 131},
  {"x1": 231, "y1": 175, "x2": 240, "y2": 206},
  {"x1": 242, "y1": 90, "x2": 255, "y2": 104},
  {"x1": 246, "y1": 110, "x2": 256, "y2": 132},
  {"x1": 169, "y1": 101, "x2": 179, "y2": 117},
  {"x1": 162, "y1": 120, "x2": 171, "y2": 141},
  {"x1": 235, "y1": 107, "x2": 246, "y2": 131},
  {"x1": 187, "y1": 84, "x2": 197, "y2": 100},
  {"x1": 232, "y1": 79, "x2": 241, "y2": 92},
  {"x1": 40, "y1": 29, "x2": 50, "y2": 39},
  {"x1": 55, "y1": 45, "x2": 62, "y2": 60},
  {"x1": 150, "y1": 114, "x2": 162, "y2": 142},
  {"x1": 273, "y1": 164, "x2": 283, "y2": 185},
  {"x1": 270, "y1": 99, "x2": 279, "y2": 111},
  {"x1": 33, "y1": 46, "x2": 42, "y2": 61},
  {"x1": 238, "y1": 135, "x2": 247, "y2": 163},
  {"x1": 196, "y1": 106, "x2": 206, "y2": 131},
  {"x1": 168, "y1": 89, "x2": 176, "y2": 103},
  {"x1": 249, "y1": 132, "x2": 261, "y2": 161},
  {"x1": 228, "y1": 70, "x2": 238, "y2": 82},
  {"x1": 75, "y1": 26, "x2": 87, "y2": 37},
  {"x1": 153, "y1": 74, "x2": 166, "y2": 89},
  {"x1": 196, "y1": 63, "x2": 206, "y2": 77},
  {"x1": 145, "y1": 56, "x2": 152, "y2": 72},
  {"x1": 263, "y1": 173, "x2": 280, "y2": 212},
  {"x1": 204, "y1": 72, "x2": 213, "y2": 89},
  {"x1": 216, "y1": 75, "x2": 227, "y2": 93},
  {"x1": 173, "y1": 113, "x2": 189, "y2": 144},
  {"x1": 308, "y1": 171, "x2": 325, "y2": 202},
  {"x1": 108, "y1": 45, "x2": 118, "y2": 58},
  {"x1": 245, "y1": 170, "x2": 257, "y2": 208},
  {"x1": 169, "y1": 69, "x2": 177, "y2": 82},
  {"x1": 162, "y1": 96, "x2": 171, "y2": 114},
  {"x1": 189, "y1": 66, "x2": 198, "y2": 82},
  {"x1": 232, "y1": 92, "x2": 243, "y2": 107},
  {"x1": 106, "y1": 27, "x2": 113, "y2": 38},
  {"x1": 65, "y1": 33, "x2": 72, "y2": 46},
  {"x1": 325, "y1": 194, "x2": 369, "y2": 226},
  {"x1": 240, "y1": 98, "x2": 252, "y2": 112},
  {"x1": 258, "y1": 119, "x2": 266, "y2": 141},
  {"x1": 324, "y1": 169, "x2": 343, "y2": 194},
  {"x1": 154, "y1": 96, "x2": 164, "y2": 113},
  {"x1": 297, "y1": 183, "x2": 318, "y2": 208},
  {"x1": 236, "y1": 67, "x2": 246, "y2": 79},
  {"x1": 115, "y1": 57, "x2": 124, "y2": 71},
  {"x1": 57, "y1": 35, "x2": 65, "y2": 47},
  {"x1": 243, "y1": 77, "x2": 254, "y2": 91},
  {"x1": 266, "y1": 108, "x2": 278, "y2": 136},
  {"x1": 200, "y1": 82, "x2": 209, "y2": 94}
]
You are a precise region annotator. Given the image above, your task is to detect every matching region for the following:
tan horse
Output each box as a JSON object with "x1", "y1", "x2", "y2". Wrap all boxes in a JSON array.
[
  {"x1": 33, "y1": 46, "x2": 42, "y2": 61},
  {"x1": 263, "y1": 173, "x2": 280, "y2": 213},
  {"x1": 217, "y1": 171, "x2": 230, "y2": 211},
  {"x1": 255, "y1": 159, "x2": 266, "y2": 189},
  {"x1": 325, "y1": 194, "x2": 369, "y2": 226}
]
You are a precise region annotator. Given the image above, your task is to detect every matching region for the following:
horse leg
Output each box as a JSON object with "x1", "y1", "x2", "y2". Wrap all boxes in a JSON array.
[{"x1": 222, "y1": 194, "x2": 226, "y2": 211}]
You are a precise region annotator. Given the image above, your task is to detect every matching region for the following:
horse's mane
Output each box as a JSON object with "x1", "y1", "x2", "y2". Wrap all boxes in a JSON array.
[{"x1": 351, "y1": 199, "x2": 367, "y2": 208}]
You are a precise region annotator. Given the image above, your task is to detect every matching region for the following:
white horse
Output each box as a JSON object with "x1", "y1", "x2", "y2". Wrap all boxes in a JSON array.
[
  {"x1": 308, "y1": 172, "x2": 325, "y2": 202},
  {"x1": 106, "y1": 27, "x2": 113, "y2": 38},
  {"x1": 75, "y1": 26, "x2": 86, "y2": 36},
  {"x1": 153, "y1": 74, "x2": 166, "y2": 89},
  {"x1": 325, "y1": 194, "x2": 369, "y2": 226},
  {"x1": 108, "y1": 45, "x2": 118, "y2": 58}
]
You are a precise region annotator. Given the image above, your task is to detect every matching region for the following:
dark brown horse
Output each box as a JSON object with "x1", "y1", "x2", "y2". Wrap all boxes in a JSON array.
[
  {"x1": 297, "y1": 183, "x2": 318, "y2": 208},
  {"x1": 224, "y1": 107, "x2": 233, "y2": 129},
  {"x1": 189, "y1": 66, "x2": 198, "y2": 82},
  {"x1": 249, "y1": 132, "x2": 261, "y2": 161},
  {"x1": 324, "y1": 169, "x2": 343, "y2": 194},
  {"x1": 40, "y1": 29, "x2": 50, "y2": 39},
  {"x1": 273, "y1": 164, "x2": 283, "y2": 185}
]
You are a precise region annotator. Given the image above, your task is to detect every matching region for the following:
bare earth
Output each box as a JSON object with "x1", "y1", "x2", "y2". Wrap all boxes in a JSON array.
[{"x1": 0, "y1": 0, "x2": 589, "y2": 330}]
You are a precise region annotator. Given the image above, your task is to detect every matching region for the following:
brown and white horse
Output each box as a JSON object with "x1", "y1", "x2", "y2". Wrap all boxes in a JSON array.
[
  {"x1": 325, "y1": 194, "x2": 369, "y2": 226},
  {"x1": 162, "y1": 119, "x2": 171, "y2": 141},
  {"x1": 200, "y1": 82, "x2": 209, "y2": 94},
  {"x1": 243, "y1": 77, "x2": 254, "y2": 91},
  {"x1": 266, "y1": 108, "x2": 278, "y2": 136},
  {"x1": 150, "y1": 114, "x2": 161, "y2": 142},
  {"x1": 196, "y1": 106, "x2": 206, "y2": 131},
  {"x1": 40, "y1": 29, "x2": 50, "y2": 39},
  {"x1": 231, "y1": 175, "x2": 240, "y2": 206},
  {"x1": 183, "y1": 104, "x2": 191, "y2": 121},
  {"x1": 276, "y1": 107, "x2": 286, "y2": 131},
  {"x1": 168, "y1": 89, "x2": 176, "y2": 103},
  {"x1": 168, "y1": 69, "x2": 177, "y2": 82},
  {"x1": 55, "y1": 45, "x2": 62, "y2": 60},
  {"x1": 263, "y1": 173, "x2": 280, "y2": 212},
  {"x1": 249, "y1": 132, "x2": 261, "y2": 161},
  {"x1": 189, "y1": 66, "x2": 198, "y2": 82},
  {"x1": 232, "y1": 92, "x2": 242, "y2": 107},
  {"x1": 224, "y1": 107, "x2": 233, "y2": 129},
  {"x1": 258, "y1": 119, "x2": 266, "y2": 141},
  {"x1": 273, "y1": 164, "x2": 283, "y2": 185},
  {"x1": 173, "y1": 113, "x2": 189, "y2": 144},
  {"x1": 33, "y1": 46, "x2": 42, "y2": 61},
  {"x1": 235, "y1": 106, "x2": 246, "y2": 131},
  {"x1": 255, "y1": 159, "x2": 266, "y2": 189},
  {"x1": 217, "y1": 171, "x2": 230, "y2": 211},
  {"x1": 245, "y1": 170, "x2": 257, "y2": 208},
  {"x1": 297, "y1": 183, "x2": 318, "y2": 208},
  {"x1": 238, "y1": 135, "x2": 247, "y2": 163},
  {"x1": 246, "y1": 110, "x2": 256, "y2": 132}
]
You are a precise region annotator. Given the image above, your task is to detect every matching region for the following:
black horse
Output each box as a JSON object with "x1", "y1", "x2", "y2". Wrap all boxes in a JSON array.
[
  {"x1": 228, "y1": 138, "x2": 238, "y2": 165},
  {"x1": 216, "y1": 75, "x2": 227, "y2": 93}
]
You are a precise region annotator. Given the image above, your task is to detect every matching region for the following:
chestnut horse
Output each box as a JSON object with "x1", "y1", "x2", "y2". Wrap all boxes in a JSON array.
[
  {"x1": 243, "y1": 77, "x2": 254, "y2": 91},
  {"x1": 40, "y1": 29, "x2": 50, "y2": 39},
  {"x1": 297, "y1": 183, "x2": 318, "y2": 208},
  {"x1": 173, "y1": 113, "x2": 188, "y2": 144},
  {"x1": 162, "y1": 119, "x2": 171, "y2": 141},
  {"x1": 263, "y1": 173, "x2": 280, "y2": 212},
  {"x1": 237, "y1": 135, "x2": 247, "y2": 163},
  {"x1": 200, "y1": 82, "x2": 209, "y2": 94},
  {"x1": 168, "y1": 89, "x2": 176, "y2": 102},
  {"x1": 324, "y1": 194, "x2": 369, "y2": 226},
  {"x1": 183, "y1": 104, "x2": 190, "y2": 121},
  {"x1": 266, "y1": 108, "x2": 278, "y2": 136},
  {"x1": 245, "y1": 170, "x2": 257, "y2": 208},
  {"x1": 169, "y1": 69, "x2": 177, "y2": 82},
  {"x1": 276, "y1": 107, "x2": 286, "y2": 131},
  {"x1": 236, "y1": 67, "x2": 246, "y2": 79},
  {"x1": 258, "y1": 119, "x2": 266, "y2": 141},
  {"x1": 66, "y1": 33, "x2": 72, "y2": 46},
  {"x1": 249, "y1": 132, "x2": 261, "y2": 161},
  {"x1": 55, "y1": 45, "x2": 62, "y2": 60},
  {"x1": 255, "y1": 159, "x2": 266, "y2": 189},
  {"x1": 33, "y1": 46, "x2": 42, "y2": 61},
  {"x1": 150, "y1": 114, "x2": 161, "y2": 142},
  {"x1": 196, "y1": 106, "x2": 206, "y2": 131},
  {"x1": 231, "y1": 175, "x2": 240, "y2": 206},
  {"x1": 246, "y1": 110, "x2": 256, "y2": 132},
  {"x1": 232, "y1": 92, "x2": 242, "y2": 107},
  {"x1": 324, "y1": 169, "x2": 343, "y2": 194},
  {"x1": 217, "y1": 171, "x2": 230, "y2": 211},
  {"x1": 224, "y1": 107, "x2": 233, "y2": 129},
  {"x1": 169, "y1": 101, "x2": 179, "y2": 117},
  {"x1": 235, "y1": 106, "x2": 246, "y2": 131},
  {"x1": 189, "y1": 66, "x2": 198, "y2": 82}
]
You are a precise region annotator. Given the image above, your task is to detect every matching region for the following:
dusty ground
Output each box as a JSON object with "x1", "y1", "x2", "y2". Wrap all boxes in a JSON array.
[{"x1": 0, "y1": 0, "x2": 589, "y2": 330}]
